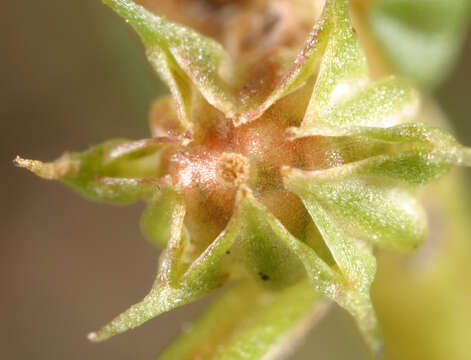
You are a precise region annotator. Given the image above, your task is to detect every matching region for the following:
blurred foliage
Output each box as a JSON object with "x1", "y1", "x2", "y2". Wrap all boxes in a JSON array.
[{"x1": 369, "y1": 0, "x2": 471, "y2": 89}]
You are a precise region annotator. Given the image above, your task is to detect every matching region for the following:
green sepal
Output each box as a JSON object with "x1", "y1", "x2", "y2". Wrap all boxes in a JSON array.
[
  {"x1": 235, "y1": 0, "x2": 351, "y2": 125},
  {"x1": 305, "y1": 0, "x2": 368, "y2": 121},
  {"x1": 146, "y1": 50, "x2": 193, "y2": 133},
  {"x1": 88, "y1": 185, "x2": 336, "y2": 343},
  {"x1": 16, "y1": 138, "x2": 172, "y2": 204},
  {"x1": 283, "y1": 166, "x2": 427, "y2": 252},
  {"x1": 369, "y1": 0, "x2": 471, "y2": 89},
  {"x1": 283, "y1": 169, "x2": 382, "y2": 354},
  {"x1": 88, "y1": 186, "x2": 237, "y2": 341},
  {"x1": 290, "y1": 76, "x2": 420, "y2": 138},
  {"x1": 141, "y1": 185, "x2": 186, "y2": 248},
  {"x1": 326, "y1": 123, "x2": 471, "y2": 185},
  {"x1": 88, "y1": 182, "x2": 385, "y2": 353},
  {"x1": 88, "y1": 185, "x2": 192, "y2": 341},
  {"x1": 187, "y1": 185, "x2": 380, "y2": 354},
  {"x1": 103, "y1": 0, "x2": 237, "y2": 131},
  {"x1": 278, "y1": 0, "x2": 427, "y2": 140},
  {"x1": 103, "y1": 137, "x2": 174, "y2": 179},
  {"x1": 231, "y1": 187, "x2": 338, "y2": 291}
]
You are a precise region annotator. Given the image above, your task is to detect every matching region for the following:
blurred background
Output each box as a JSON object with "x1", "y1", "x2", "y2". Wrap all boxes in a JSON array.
[{"x1": 1, "y1": 1, "x2": 470, "y2": 359}]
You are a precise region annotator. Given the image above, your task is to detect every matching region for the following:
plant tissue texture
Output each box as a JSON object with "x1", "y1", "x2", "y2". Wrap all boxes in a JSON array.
[{"x1": 16, "y1": 0, "x2": 471, "y2": 359}]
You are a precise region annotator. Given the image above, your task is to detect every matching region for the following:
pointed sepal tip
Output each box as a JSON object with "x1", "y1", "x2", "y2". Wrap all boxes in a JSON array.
[{"x1": 14, "y1": 155, "x2": 76, "y2": 180}]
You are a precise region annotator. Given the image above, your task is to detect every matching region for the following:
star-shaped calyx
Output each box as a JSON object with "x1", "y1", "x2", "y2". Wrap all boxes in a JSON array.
[{"x1": 15, "y1": 0, "x2": 471, "y2": 356}]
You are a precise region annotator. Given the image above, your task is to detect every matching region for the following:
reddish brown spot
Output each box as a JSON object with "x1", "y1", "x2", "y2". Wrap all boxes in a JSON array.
[{"x1": 238, "y1": 55, "x2": 283, "y2": 107}]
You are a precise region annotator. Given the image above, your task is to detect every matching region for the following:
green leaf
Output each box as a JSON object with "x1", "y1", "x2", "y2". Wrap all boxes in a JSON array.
[
  {"x1": 369, "y1": 0, "x2": 471, "y2": 89},
  {"x1": 158, "y1": 280, "x2": 328, "y2": 360},
  {"x1": 103, "y1": 0, "x2": 237, "y2": 131}
]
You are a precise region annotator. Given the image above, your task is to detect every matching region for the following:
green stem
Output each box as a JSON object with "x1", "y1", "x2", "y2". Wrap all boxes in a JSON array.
[{"x1": 157, "y1": 280, "x2": 329, "y2": 360}]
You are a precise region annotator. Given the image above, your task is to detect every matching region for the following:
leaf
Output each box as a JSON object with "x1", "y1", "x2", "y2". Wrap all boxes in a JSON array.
[
  {"x1": 103, "y1": 0, "x2": 237, "y2": 132},
  {"x1": 158, "y1": 280, "x2": 329, "y2": 360},
  {"x1": 368, "y1": 0, "x2": 471, "y2": 89}
]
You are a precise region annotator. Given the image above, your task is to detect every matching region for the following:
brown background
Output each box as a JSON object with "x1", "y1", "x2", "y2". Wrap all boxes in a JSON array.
[{"x1": 1, "y1": 1, "x2": 470, "y2": 359}]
